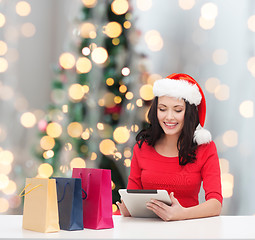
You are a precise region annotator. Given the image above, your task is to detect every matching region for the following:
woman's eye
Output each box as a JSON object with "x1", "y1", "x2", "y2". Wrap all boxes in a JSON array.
[
  {"x1": 159, "y1": 108, "x2": 166, "y2": 112},
  {"x1": 175, "y1": 109, "x2": 183, "y2": 113}
]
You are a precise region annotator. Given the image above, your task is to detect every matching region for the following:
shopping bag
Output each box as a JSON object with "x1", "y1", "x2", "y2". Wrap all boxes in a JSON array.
[
  {"x1": 20, "y1": 178, "x2": 60, "y2": 233},
  {"x1": 52, "y1": 177, "x2": 85, "y2": 231},
  {"x1": 72, "y1": 168, "x2": 114, "y2": 229}
]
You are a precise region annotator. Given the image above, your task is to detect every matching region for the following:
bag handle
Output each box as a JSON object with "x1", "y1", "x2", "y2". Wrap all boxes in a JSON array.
[
  {"x1": 79, "y1": 171, "x2": 90, "y2": 200},
  {"x1": 56, "y1": 179, "x2": 87, "y2": 201},
  {"x1": 56, "y1": 181, "x2": 70, "y2": 203},
  {"x1": 19, "y1": 183, "x2": 42, "y2": 197}
]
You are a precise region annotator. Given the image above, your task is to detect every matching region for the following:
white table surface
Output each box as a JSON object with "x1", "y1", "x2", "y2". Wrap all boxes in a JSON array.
[{"x1": 1, "y1": 215, "x2": 255, "y2": 239}]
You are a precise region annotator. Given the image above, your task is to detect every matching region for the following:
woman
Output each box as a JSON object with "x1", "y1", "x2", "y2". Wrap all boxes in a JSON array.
[{"x1": 117, "y1": 73, "x2": 222, "y2": 221}]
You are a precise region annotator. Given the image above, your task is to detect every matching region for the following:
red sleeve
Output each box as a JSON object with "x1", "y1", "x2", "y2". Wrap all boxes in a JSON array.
[
  {"x1": 201, "y1": 141, "x2": 223, "y2": 205},
  {"x1": 127, "y1": 144, "x2": 143, "y2": 189}
]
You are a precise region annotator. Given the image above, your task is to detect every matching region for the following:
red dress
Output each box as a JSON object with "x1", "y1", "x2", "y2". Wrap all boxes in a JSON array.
[{"x1": 127, "y1": 141, "x2": 223, "y2": 207}]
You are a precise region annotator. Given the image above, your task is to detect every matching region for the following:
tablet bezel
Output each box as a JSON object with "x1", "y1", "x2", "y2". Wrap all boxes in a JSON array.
[{"x1": 118, "y1": 189, "x2": 172, "y2": 218}]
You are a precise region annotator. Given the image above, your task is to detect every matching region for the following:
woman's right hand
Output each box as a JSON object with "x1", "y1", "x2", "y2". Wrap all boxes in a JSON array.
[{"x1": 116, "y1": 200, "x2": 131, "y2": 217}]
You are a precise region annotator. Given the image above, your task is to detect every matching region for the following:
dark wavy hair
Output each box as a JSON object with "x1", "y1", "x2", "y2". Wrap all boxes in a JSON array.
[{"x1": 136, "y1": 97, "x2": 199, "y2": 165}]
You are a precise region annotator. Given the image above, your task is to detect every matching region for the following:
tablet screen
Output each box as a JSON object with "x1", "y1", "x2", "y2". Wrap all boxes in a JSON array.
[{"x1": 118, "y1": 189, "x2": 172, "y2": 218}]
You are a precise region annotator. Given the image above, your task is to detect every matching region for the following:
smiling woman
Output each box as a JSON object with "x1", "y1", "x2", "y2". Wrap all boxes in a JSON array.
[{"x1": 117, "y1": 73, "x2": 222, "y2": 221}]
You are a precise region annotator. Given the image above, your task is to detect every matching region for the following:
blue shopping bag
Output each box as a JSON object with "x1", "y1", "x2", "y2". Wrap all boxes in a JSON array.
[{"x1": 53, "y1": 177, "x2": 86, "y2": 231}]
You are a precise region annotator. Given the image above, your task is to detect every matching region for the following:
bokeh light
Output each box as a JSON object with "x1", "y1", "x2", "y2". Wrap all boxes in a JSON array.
[
  {"x1": 136, "y1": 0, "x2": 152, "y2": 11},
  {"x1": 221, "y1": 173, "x2": 234, "y2": 198},
  {"x1": 76, "y1": 57, "x2": 92, "y2": 73},
  {"x1": 99, "y1": 139, "x2": 116, "y2": 155},
  {"x1": 20, "y1": 112, "x2": 36, "y2": 128},
  {"x1": 70, "y1": 157, "x2": 86, "y2": 170},
  {"x1": 59, "y1": 52, "x2": 76, "y2": 69},
  {"x1": 178, "y1": 0, "x2": 195, "y2": 10},
  {"x1": 68, "y1": 83, "x2": 85, "y2": 101},
  {"x1": 0, "y1": 150, "x2": 14, "y2": 165},
  {"x1": 0, "y1": 57, "x2": 8, "y2": 73},
  {"x1": 0, "y1": 13, "x2": 6, "y2": 28},
  {"x1": 67, "y1": 122, "x2": 83, "y2": 138},
  {"x1": 103, "y1": 22, "x2": 122, "y2": 38},
  {"x1": 214, "y1": 84, "x2": 230, "y2": 101},
  {"x1": 0, "y1": 41, "x2": 8, "y2": 56},
  {"x1": 16, "y1": 1, "x2": 31, "y2": 17},
  {"x1": 222, "y1": 130, "x2": 238, "y2": 147},
  {"x1": 40, "y1": 136, "x2": 55, "y2": 150},
  {"x1": 111, "y1": 0, "x2": 129, "y2": 15},
  {"x1": 205, "y1": 77, "x2": 220, "y2": 94},
  {"x1": 2, "y1": 180, "x2": 17, "y2": 195},
  {"x1": 91, "y1": 47, "x2": 108, "y2": 64},
  {"x1": 38, "y1": 163, "x2": 53, "y2": 178},
  {"x1": 46, "y1": 122, "x2": 62, "y2": 138},
  {"x1": 144, "y1": 30, "x2": 164, "y2": 52},
  {"x1": 248, "y1": 15, "x2": 255, "y2": 32},
  {"x1": 0, "y1": 198, "x2": 9, "y2": 213},
  {"x1": 80, "y1": 22, "x2": 96, "y2": 38},
  {"x1": 113, "y1": 126, "x2": 130, "y2": 144},
  {"x1": 21, "y1": 22, "x2": 36, "y2": 37},
  {"x1": 0, "y1": 174, "x2": 9, "y2": 190},
  {"x1": 239, "y1": 100, "x2": 254, "y2": 118},
  {"x1": 212, "y1": 49, "x2": 228, "y2": 65},
  {"x1": 140, "y1": 84, "x2": 154, "y2": 101},
  {"x1": 82, "y1": 0, "x2": 97, "y2": 8},
  {"x1": 199, "y1": 17, "x2": 215, "y2": 30},
  {"x1": 201, "y1": 2, "x2": 218, "y2": 20}
]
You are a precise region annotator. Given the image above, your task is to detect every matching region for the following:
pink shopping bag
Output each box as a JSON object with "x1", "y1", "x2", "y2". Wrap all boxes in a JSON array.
[{"x1": 72, "y1": 168, "x2": 114, "y2": 229}]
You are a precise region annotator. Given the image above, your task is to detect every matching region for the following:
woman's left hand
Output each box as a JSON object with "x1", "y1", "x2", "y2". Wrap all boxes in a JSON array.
[{"x1": 146, "y1": 192, "x2": 186, "y2": 221}]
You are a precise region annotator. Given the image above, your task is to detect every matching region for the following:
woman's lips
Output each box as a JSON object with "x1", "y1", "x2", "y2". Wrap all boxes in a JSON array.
[{"x1": 164, "y1": 122, "x2": 178, "y2": 129}]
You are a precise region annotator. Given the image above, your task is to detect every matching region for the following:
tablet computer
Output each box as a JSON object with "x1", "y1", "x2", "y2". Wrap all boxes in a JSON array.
[{"x1": 118, "y1": 189, "x2": 172, "y2": 218}]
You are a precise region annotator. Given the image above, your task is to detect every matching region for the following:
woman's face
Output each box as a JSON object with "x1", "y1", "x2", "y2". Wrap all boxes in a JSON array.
[{"x1": 157, "y1": 96, "x2": 186, "y2": 137}]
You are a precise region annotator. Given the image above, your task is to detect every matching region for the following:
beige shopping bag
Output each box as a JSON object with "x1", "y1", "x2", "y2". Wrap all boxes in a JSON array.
[{"x1": 20, "y1": 178, "x2": 60, "y2": 233}]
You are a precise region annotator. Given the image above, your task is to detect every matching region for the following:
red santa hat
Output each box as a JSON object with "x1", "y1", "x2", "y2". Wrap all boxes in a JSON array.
[{"x1": 153, "y1": 73, "x2": 211, "y2": 145}]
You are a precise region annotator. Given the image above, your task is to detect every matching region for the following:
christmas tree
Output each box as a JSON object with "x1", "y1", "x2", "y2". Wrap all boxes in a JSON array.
[{"x1": 33, "y1": 0, "x2": 152, "y2": 213}]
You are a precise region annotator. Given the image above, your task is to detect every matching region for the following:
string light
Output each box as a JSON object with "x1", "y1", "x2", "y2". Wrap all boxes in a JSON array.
[
  {"x1": 178, "y1": 0, "x2": 195, "y2": 10},
  {"x1": 68, "y1": 83, "x2": 85, "y2": 101},
  {"x1": 82, "y1": 0, "x2": 97, "y2": 8}
]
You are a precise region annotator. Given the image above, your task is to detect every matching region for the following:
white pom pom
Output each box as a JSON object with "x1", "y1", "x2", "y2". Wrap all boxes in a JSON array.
[{"x1": 193, "y1": 124, "x2": 212, "y2": 145}]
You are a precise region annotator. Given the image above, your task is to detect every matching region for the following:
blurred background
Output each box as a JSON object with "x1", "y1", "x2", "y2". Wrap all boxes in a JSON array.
[{"x1": 0, "y1": 0, "x2": 255, "y2": 216}]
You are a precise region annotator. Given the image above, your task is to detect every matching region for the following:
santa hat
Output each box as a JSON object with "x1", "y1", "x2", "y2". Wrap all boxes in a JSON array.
[{"x1": 153, "y1": 73, "x2": 211, "y2": 145}]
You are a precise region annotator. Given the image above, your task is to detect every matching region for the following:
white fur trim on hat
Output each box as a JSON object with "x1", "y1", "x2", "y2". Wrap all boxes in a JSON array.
[
  {"x1": 193, "y1": 124, "x2": 212, "y2": 145},
  {"x1": 153, "y1": 79, "x2": 202, "y2": 106}
]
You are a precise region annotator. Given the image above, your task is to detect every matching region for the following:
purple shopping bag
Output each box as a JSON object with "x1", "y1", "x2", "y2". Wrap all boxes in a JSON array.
[{"x1": 72, "y1": 168, "x2": 114, "y2": 230}]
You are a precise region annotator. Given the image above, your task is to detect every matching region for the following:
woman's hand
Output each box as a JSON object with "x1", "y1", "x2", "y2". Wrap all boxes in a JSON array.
[
  {"x1": 146, "y1": 192, "x2": 185, "y2": 221},
  {"x1": 116, "y1": 200, "x2": 131, "y2": 217}
]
